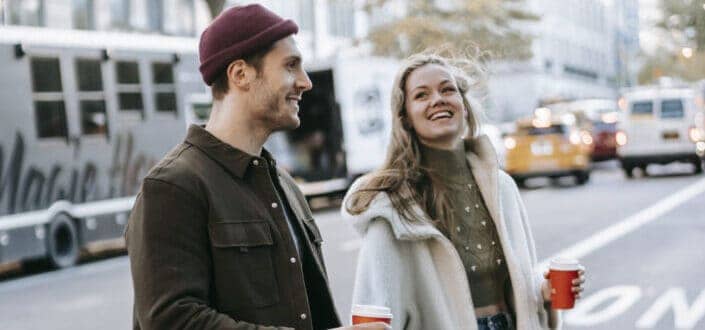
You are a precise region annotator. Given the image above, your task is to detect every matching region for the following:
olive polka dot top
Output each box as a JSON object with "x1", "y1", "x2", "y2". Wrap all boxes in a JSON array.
[{"x1": 420, "y1": 143, "x2": 511, "y2": 308}]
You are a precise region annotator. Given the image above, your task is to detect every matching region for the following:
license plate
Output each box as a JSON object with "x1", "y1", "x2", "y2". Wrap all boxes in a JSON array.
[
  {"x1": 662, "y1": 131, "x2": 679, "y2": 140},
  {"x1": 530, "y1": 158, "x2": 558, "y2": 170},
  {"x1": 531, "y1": 141, "x2": 553, "y2": 155}
]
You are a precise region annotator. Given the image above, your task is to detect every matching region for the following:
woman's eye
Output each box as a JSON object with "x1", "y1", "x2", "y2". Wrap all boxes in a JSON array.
[
  {"x1": 443, "y1": 87, "x2": 457, "y2": 93},
  {"x1": 415, "y1": 92, "x2": 427, "y2": 99}
]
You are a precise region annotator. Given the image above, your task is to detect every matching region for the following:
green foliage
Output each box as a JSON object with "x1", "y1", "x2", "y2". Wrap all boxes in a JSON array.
[
  {"x1": 638, "y1": 0, "x2": 705, "y2": 83},
  {"x1": 363, "y1": 0, "x2": 538, "y2": 60}
]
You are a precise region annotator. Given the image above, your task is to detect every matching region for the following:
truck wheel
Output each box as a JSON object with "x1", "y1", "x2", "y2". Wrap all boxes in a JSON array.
[
  {"x1": 694, "y1": 160, "x2": 703, "y2": 174},
  {"x1": 46, "y1": 214, "x2": 80, "y2": 269},
  {"x1": 623, "y1": 166, "x2": 634, "y2": 178},
  {"x1": 575, "y1": 171, "x2": 590, "y2": 185},
  {"x1": 513, "y1": 177, "x2": 526, "y2": 188}
]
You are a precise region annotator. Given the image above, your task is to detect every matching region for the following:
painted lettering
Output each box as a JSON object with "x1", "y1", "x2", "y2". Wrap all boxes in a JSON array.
[
  {"x1": 0, "y1": 131, "x2": 156, "y2": 215},
  {"x1": 636, "y1": 288, "x2": 705, "y2": 329},
  {"x1": 565, "y1": 285, "x2": 642, "y2": 326}
]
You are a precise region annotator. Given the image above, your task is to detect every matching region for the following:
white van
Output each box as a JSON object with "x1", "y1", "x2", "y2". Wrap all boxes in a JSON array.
[{"x1": 616, "y1": 87, "x2": 705, "y2": 177}]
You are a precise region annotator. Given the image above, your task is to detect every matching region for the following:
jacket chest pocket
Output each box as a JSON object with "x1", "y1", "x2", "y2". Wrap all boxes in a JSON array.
[{"x1": 208, "y1": 220, "x2": 279, "y2": 310}]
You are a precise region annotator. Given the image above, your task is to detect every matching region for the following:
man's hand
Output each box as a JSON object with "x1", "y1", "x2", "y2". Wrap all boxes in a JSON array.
[{"x1": 331, "y1": 322, "x2": 391, "y2": 330}]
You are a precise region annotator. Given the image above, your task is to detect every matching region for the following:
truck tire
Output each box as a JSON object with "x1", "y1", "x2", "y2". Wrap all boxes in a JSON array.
[
  {"x1": 623, "y1": 166, "x2": 634, "y2": 178},
  {"x1": 46, "y1": 214, "x2": 80, "y2": 269},
  {"x1": 694, "y1": 159, "x2": 703, "y2": 174}
]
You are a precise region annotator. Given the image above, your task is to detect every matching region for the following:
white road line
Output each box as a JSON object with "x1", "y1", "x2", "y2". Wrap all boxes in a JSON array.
[{"x1": 538, "y1": 177, "x2": 705, "y2": 270}]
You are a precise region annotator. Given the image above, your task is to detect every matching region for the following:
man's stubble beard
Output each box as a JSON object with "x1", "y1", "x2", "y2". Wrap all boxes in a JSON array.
[{"x1": 251, "y1": 78, "x2": 300, "y2": 133}]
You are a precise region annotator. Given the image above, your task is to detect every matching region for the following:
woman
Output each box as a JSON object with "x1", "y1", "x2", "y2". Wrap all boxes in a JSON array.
[{"x1": 342, "y1": 51, "x2": 585, "y2": 330}]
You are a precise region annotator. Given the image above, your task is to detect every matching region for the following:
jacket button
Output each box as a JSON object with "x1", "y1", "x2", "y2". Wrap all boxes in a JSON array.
[
  {"x1": 252, "y1": 159, "x2": 259, "y2": 166},
  {"x1": 300, "y1": 313, "x2": 307, "y2": 320},
  {"x1": 271, "y1": 202, "x2": 278, "y2": 208},
  {"x1": 290, "y1": 257, "x2": 297, "y2": 264}
]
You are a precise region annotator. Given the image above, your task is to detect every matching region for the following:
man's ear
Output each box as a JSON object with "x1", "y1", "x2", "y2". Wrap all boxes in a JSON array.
[{"x1": 227, "y1": 60, "x2": 256, "y2": 91}]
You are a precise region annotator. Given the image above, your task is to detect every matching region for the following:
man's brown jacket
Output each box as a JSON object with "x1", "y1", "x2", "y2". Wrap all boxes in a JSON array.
[{"x1": 126, "y1": 125, "x2": 341, "y2": 329}]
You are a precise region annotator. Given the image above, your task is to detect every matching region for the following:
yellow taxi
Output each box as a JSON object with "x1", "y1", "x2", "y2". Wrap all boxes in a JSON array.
[{"x1": 503, "y1": 108, "x2": 593, "y2": 187}]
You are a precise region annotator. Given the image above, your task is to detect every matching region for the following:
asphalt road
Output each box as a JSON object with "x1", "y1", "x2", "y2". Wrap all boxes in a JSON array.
[{"x1": 1, "y1": 161, "x2": 704, "y2": 330}]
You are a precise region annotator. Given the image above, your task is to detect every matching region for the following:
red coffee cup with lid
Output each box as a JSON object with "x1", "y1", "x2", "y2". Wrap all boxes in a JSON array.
[
  {"x1": 548, "y1": 258, "x2": 581, "y2": 309},
  {"x1": 351, "y1": 304, "x2": 392, "y2": 325}
]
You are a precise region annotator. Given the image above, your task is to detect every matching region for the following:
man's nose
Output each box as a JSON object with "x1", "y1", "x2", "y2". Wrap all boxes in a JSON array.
[{"x1": 297, "y1": 71, "x2": 313, "y2": 92}]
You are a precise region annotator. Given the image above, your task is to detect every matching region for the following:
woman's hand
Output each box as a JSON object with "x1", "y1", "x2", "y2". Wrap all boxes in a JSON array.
[{"x1": 541, "y1": 266, "x2": 586, "y2": 302}]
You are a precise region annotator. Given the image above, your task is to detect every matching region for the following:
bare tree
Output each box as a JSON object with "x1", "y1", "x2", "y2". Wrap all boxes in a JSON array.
[
  {"x1": 204, "y1": 0, "x2": 226, "y2": 19},
  {"x1": 363, "y1": 0, "x2": 538, "y2": 60}
]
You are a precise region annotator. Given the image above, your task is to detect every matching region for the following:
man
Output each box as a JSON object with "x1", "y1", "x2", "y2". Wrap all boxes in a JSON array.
[{"x1": 126, "y1": 4, "x2": 387, "y2": 330}]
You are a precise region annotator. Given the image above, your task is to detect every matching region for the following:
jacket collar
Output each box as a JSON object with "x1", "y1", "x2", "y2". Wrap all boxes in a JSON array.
[
  {"x1": 184, "y1": 124, "x2": 276, "y2": 179},
  {"x1": 464, "y1": 135, "x2": 501, "y2": 231},
  {"x1": 343, "y1": 134, "x2": 501, "y2": 241}
]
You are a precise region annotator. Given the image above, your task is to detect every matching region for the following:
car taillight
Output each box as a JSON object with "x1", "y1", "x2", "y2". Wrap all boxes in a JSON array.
[
  {"x1": 580, "y1": 130, "x2": 593, "y2": 145},
  {"x1": 569, "y1": 131, "x2": 581, "y2": 145},
  {"x1": 616, "y1": 131, "x2": 627, "y2": 146},
  {"x1": 504, "y1": 137, "x2": 517, "y2": 150}
]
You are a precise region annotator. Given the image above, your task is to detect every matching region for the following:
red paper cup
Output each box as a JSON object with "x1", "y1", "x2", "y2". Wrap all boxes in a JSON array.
[
  {"x1": 351, "y1": 304, "x2": 392, "y2": 325},
  {"x1": 549, "y1": 258, "x2": 580, "y2": 309}
]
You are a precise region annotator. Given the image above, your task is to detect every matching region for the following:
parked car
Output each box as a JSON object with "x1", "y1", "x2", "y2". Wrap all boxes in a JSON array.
[{"x1": 503, "y1": 108, "x2": 593, "y2": 187}]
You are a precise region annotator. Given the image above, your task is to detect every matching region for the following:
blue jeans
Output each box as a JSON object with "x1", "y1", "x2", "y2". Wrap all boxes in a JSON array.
[{"x1": 476, "y1": 312, "x2": 514, "y2": 330}]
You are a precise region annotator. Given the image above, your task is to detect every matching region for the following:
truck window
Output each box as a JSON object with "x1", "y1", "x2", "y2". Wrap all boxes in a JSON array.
[
  {"x1": 31, "y1": 57, "x2": 68, "y2": 139},
  {"x1": 116, "y1": 61, "x2": 144, "y2": 116},
  {"x1": 152, "y1": 62, "x2": 176, "y2": 113},
  {"x1": 660, "y1": 99, "x2": 684, "y2": 119},
  {"x1": 631, "y1": 101, "x2": 653, "y2": 116},
  {"x1": 76, "y1": 59, "x2": 109, "y2": 136}
]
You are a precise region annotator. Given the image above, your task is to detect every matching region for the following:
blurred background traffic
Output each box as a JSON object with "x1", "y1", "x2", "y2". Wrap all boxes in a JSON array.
[{"x1": 0, "y1": 1, "x2": 704, "y2": 329}]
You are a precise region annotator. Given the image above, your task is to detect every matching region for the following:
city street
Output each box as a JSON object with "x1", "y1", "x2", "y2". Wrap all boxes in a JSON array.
[{"x1": 1, "y1": 161, "x2": 704, "y2": 330}]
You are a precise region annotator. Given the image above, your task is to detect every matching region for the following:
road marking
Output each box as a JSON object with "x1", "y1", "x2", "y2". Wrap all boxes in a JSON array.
[
  {"x1": 565, "y1": 285, "x2": 642, "y2": 327},
  {"x1": 636, "y1": 288, "x2": 705, "y2": 329},
  {"x1": 538, "y1": 177, "x2": 705, "y2": 270}
]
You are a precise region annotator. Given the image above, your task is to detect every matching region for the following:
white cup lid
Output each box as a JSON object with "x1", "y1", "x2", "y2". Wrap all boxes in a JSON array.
[
  {"x1": 351, "y1": 304, "x2": 393, "y2": 318},
  {"x1": 550, "y1": 258, "x2": 580, "y2": 271}
]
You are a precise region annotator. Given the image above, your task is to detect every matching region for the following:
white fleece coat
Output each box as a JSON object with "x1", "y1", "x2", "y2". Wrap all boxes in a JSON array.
[{"x1": 341, "y1": 136, "x2": 553, "y2": 330}]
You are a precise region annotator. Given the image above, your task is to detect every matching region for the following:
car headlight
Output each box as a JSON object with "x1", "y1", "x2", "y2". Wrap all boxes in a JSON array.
[{"x1": 616, "y1": 131, "x2": 627, "y2": 146}]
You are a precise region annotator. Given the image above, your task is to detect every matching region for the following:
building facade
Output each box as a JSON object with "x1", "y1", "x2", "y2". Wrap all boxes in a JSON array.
[
  {"x1": 0, "y1": 0, "x2": 207, "y2": 37},
  {"x1": 487, "y1": 0, "x2": 639, "y2": 121}
]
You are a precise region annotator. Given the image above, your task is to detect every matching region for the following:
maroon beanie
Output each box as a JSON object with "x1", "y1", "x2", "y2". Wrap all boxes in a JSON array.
[{"x1": 198, "y1": 4, "x2": 299, "y2": 85}]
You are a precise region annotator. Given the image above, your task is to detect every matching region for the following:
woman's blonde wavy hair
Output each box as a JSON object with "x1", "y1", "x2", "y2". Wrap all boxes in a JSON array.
[{"x1": 345, "y1": 48, "x2": 487, "y2": 234}]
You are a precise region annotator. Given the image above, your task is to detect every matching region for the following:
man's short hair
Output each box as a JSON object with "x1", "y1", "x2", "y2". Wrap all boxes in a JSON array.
[{"x1": 211, "y1": 42, "x2": 275, "y2": 100}]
